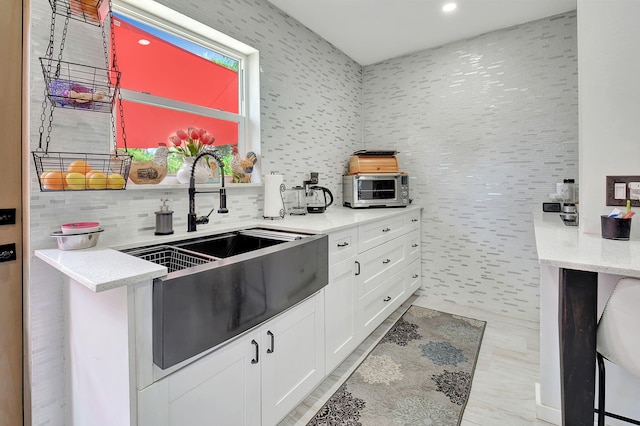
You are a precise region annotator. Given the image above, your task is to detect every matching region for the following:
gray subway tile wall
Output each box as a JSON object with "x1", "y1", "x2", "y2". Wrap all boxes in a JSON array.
[{"x1": 362, "y1": 12, "x2": 578, "y2": 320}]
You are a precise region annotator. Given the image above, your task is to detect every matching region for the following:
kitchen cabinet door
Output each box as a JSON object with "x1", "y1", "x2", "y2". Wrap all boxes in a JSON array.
[
  {"x1": 138, "y1": 329, "x2": 261, "y2": 426},
  {"x1": 325, "y1": 257, "x2": 357, "y2": 373},
  {"x1": 261, "y1": 293, "x2": 325, "y2": 426},
  {"x1": 358, "y1": 214, "x2": 407, "y2": 252}
]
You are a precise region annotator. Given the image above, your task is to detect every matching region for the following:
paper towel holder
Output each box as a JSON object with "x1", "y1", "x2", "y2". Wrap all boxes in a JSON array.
[{"x1": 263, "y1": 172, "x2": 286, "y2": 220}]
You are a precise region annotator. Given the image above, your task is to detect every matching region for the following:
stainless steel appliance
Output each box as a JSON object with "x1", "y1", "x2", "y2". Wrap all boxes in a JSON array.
[{"x1": 343, "y1": 173, "x2": 409, "y2": 208}]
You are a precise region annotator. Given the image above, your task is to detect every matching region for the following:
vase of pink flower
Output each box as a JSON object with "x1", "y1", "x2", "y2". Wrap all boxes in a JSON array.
[{"x1": 170, "y1": 127, "x2": 217, "y2": 184}]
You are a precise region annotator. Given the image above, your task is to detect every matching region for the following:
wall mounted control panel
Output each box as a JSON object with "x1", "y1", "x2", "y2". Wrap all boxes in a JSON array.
[
  {"x1": 0, "y1": 208, "x2": 16, "y2": 225},
  {"x1": 606, "y1": 176, "x2": 640, "y2": 207}
]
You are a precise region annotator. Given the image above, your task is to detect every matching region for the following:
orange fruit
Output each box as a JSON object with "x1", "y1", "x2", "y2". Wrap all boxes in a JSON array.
[
  {"x1": 107, "y1": 173, "x2": 126, "y2": 189},
  {"x1": 42, "y1": 171, "x2": 67, "y2": 190},
  {"x1": 66, "y1": 172, "x2": 87, "y2": 190},
  {"x1": 87, "y1": 172, "x2": 107, "y2": 189},
  {"x1": 67, "y1": 160, "x2": 92, "y2": 175}
]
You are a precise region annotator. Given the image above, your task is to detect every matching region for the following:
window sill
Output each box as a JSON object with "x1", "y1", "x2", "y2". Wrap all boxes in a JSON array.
[{"x1": 126, "y1": 176, "x2": 262, "y2": 190}]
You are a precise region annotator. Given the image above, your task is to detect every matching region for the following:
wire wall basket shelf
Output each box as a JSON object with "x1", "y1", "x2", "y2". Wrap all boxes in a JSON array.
[
  {"x1": 49, "y1": 0, "x2": 107, "y2": 26},
  {"x1": 33, "y1": 151, "x2": 132, "y2": 191},
  {"x1": 40, "y1": 58, "x2": 120, "y2": 113}
]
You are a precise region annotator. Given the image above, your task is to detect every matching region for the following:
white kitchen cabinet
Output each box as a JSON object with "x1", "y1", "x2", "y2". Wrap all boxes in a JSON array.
[
  {"x1": 357, "y1": 269, "x2": 407, "y2": 340},
  {"x1": 356, "y1": 233, "x2": 407, "y2": 300},
  {"x1": 328, "y1": 227, "x2": 358, "y2": 266},
  {"x1": 354, "y1": 211, "x2": 422, "y2": 342},
  {"x1": 324, "y1": 257, "x2": 358, "y2": 373},
  {"x1": 138, "y1": 327, "x2": 261, "y2": 426},
  {"x1": 406, "y1": 258, "x2": 422, "y2": 294},
  {"x1": 358, "y1": 214, "x2": 408, "y2": 252},
  {"x1": 261, "y1": 292, "x2": 325, "y2": 425},
  {"x1": 138, "y1": 292, "x2": 325, "y2": 426}
]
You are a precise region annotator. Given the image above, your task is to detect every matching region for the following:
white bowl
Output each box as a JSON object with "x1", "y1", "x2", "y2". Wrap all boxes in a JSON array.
[
  {"x1": 51, "y1": 229, "x2": 103, "y2": 250},
  {"x1": 61, "y1": 222, "x2": 101, "y2": 234}
]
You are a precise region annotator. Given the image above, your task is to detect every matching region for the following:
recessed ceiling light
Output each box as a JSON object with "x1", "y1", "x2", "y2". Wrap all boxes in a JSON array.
[
  {"x1": 138, "y1": 39, "x2": 151, "y2": 46},
  {"x1": 442, "y1": 2, "x2": 457, "y2": 12}
]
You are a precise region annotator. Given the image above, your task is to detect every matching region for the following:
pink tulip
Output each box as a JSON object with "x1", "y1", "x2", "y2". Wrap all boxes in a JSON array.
[
  {"x1": 169, "y1": 135, "x2": 181, "y2": 146},
  {"x1": 188, "y1": 127, "x2": 199, "y2": 140},
  {"x1": 198, "y1": 128, "x2": 207, "y2": 140},
  {"x1": 176, "y1": 129, "x2": 188, "y2": 140},
  {"x1": 202, "y1": 134, "x2": 216, "y2": 145}
]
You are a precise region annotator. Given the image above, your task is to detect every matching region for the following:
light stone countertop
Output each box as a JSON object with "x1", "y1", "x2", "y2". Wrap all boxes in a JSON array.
[
  {"x1": 35, "y1": 205, "x2": 422, "y2": 292},
  {"x1": 533, "y1": 211, "x2": 640, "y2": 277}
]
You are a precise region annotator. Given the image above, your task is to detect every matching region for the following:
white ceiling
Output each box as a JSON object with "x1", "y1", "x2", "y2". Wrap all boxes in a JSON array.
[{"x1": 267, "y1": 0, "x2": 577, "y2": 66}]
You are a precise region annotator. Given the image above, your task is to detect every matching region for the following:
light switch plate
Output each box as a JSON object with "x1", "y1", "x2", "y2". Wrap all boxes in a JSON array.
[
  {"x1": 629, "y1": 182, "x2": 640, "y2": 200},
  {"x1": 606, "y1": 176, "x2": 640, "y2": 207}
]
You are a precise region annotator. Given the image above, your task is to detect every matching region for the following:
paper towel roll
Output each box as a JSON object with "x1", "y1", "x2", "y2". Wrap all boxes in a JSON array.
[{"x1": 263, "y1": 174, "x2": 285, "y2": 219}]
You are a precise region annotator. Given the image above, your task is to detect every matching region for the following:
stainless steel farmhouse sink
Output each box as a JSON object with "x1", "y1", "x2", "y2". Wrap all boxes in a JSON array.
[{"x1": 122, "y1": 228, "x2": 328, "y2": 369}]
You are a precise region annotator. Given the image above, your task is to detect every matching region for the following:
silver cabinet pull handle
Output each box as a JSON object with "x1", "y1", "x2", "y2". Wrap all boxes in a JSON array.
[
  {"x1": 382, "y1": 259, "x2": 391, "y2": 264},
  {"x1": 412, "y1": 274, "x2": 419, "y2": 279},
  {"x1": 412, "y1": 244, "x2": 419, "y2": 248},
  {"x1": 411, "y1": 218, "x2": 418, "y2": 222},
  {"x1": 337, "y1": 242, "x2": 349, "y2": 247},
  {"x1": 267, "y1": 330, "x2": 274, "y2": 354},
  {"x1": 355, "y1": 260, "x2": 361, "y2": 276},
  {"x1": 251, "y1": 340, "x2": 259, "y2": 364},
  {"x1": 383, "y1": 296, "x2": 391, "y2": 302},
  {"x1": 382, "y1": 228, "x2": 391, "y2": 233}
]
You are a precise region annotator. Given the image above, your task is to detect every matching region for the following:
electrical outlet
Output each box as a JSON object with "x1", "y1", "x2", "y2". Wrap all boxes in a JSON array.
[{"x1": 606, "y1": 176, "x2": 640, "y2": 207}]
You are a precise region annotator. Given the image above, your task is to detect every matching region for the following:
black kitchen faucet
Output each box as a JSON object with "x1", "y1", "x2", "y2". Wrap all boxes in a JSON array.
[{"x1": 187, "y1": 148, "x2": 228, "y2": 232}]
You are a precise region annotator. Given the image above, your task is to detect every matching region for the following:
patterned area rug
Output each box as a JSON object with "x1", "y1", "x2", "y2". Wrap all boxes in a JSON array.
[{"x1": 307, "y1": 305, "x2": 486, "y2": 426}]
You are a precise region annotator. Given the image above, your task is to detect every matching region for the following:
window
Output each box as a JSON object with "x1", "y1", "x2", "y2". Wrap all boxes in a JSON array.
[{"x1": 112, "y1": 0, "x2": 260, "y2": 178}]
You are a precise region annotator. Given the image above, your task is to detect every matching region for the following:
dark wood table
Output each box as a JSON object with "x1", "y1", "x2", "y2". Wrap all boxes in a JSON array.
[{"x1": 558, "y1": 268, "x2": 598, "y2": 426}]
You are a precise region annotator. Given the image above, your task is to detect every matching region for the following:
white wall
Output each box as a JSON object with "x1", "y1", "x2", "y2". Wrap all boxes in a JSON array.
[
  {"x1": 574, "y1": 1, "x2": 640, "y2": 424},
  {"x1": 578, "y1": 0, "x2": 640, "y2": 237}
]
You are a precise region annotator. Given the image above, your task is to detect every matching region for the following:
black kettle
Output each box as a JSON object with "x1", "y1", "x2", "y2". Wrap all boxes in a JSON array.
[{"x1": 306, "y1": 186, "x2": 333, "y2": 213}]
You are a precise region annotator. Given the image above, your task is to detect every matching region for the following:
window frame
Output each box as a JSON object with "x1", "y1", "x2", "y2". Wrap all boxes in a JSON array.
[{"x1": 112, "y1": 0, "x2": 261, "y2": 182}]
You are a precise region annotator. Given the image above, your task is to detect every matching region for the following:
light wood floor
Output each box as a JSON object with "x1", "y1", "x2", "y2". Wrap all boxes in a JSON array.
[{"x1": 280, "y1": 293, "x2": 550, "y2": 425}]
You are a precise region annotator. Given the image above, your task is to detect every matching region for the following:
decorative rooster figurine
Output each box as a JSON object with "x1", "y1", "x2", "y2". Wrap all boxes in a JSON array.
[{"x1": 231, "y1": 146, "x2": 258, "y2": 183}]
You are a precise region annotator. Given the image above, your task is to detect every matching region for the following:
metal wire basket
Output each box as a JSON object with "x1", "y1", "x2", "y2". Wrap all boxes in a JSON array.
[
  {"x1": 40, "y1": 58, "x2": 120, "y2": 113},
  {"x1": 125, "y1": 246, "x2": 217, "y2": 273},
  {"x1": 33, "y1": 151, "x2": 132, "y2": 191},
  {"x1": 49, "y1": 0, "x2": 107, "y2": 26}
]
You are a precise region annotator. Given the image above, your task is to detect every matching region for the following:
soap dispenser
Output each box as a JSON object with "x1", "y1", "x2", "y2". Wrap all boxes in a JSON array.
[{"x1": 155, "y1": 199, "x2": 174, "y2": 235}]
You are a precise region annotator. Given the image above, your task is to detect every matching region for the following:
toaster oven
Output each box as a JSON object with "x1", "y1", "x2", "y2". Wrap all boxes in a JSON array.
[{"x1": 342, "y1": 174, "x2": 409, "y2": 208}]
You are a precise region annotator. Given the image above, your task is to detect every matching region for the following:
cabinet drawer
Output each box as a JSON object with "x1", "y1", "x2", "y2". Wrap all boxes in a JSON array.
[
  {"x1": 358, "y1": 215, "x2": 407, "y2": 252},
  {"x1": 357, "y1": 235, "x2": 406, "y2": 300},
  {"x1": 407, "y1": 210, "x2": 421, "y2": 231},
  {"x1": 328, "y1": 227, "x2": 358, "y2": 266},
  {"x1": 406, "y1": 230, "x2": 421, "y2": 264},
  {"x1": 357, "y1": 272, "x2": 406, "y2": 340},
  {"x1": 406, "y1": 259, "x2": 421, "y2": 294}
]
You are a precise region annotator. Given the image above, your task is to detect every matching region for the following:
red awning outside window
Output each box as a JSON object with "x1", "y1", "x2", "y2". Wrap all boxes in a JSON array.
[{"x1": 113, "y1": 17, "x2": 239, "y2": 149}]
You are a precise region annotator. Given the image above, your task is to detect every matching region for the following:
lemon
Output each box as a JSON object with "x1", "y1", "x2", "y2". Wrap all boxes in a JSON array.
[
  {"x1": 66, "y1": 172, "x2": 87, "y2": 190},
  {"x1": 88, "y1": 172, "x2": 107, "y2": 189},
  {"x1": 107, "y1": 173, "x2": 126, "y2": 189}
]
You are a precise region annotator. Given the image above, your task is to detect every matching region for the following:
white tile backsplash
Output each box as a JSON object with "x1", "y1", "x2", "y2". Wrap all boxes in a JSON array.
[{"x1": 362, "y1": 12, "x2": 578, "y2": 320}]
